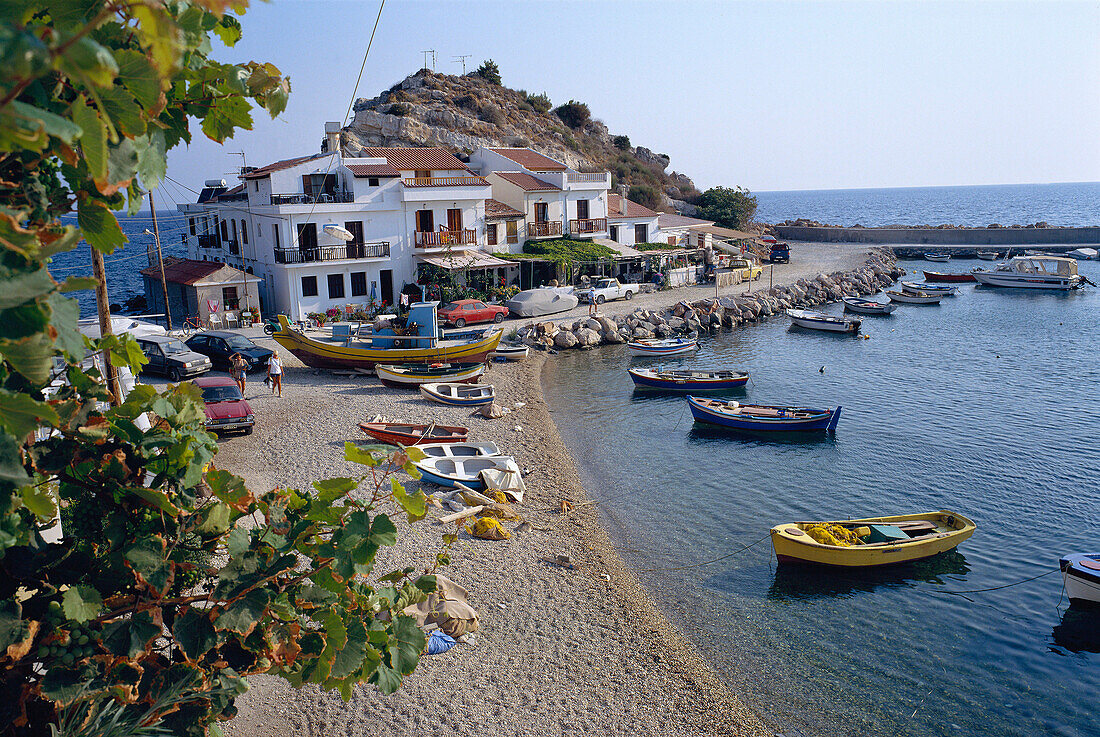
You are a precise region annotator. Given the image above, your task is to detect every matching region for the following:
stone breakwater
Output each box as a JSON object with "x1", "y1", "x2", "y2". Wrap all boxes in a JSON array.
[{"x1": 515, "y1": 248, "x2": 902, "y2": 350}]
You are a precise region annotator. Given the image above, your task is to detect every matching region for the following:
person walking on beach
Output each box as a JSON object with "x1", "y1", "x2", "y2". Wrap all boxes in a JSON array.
[
  {"x1": 268, "y1": 351, "x2": 283, "y2": 397},
  {"x1": 229, "y1": 352, "x2": 247, "y2": 394}
]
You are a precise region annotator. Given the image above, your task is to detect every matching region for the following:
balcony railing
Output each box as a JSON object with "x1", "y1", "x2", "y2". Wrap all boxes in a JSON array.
[
  {"x1": 270, "y1": 191, "x2": 355, "y2": 205},
  {"x1": 197, "y1": 234, "x2": 220, "y2": 249},
  {"x1": 527, "y1": 221, "x2": 562, "y2": 238},
  {"x1": 567, "y1": 172, "x2": 610, "y2": 183},
  {"x1": 415, "y1": 229, "x2": 477, "y2": 247},
  {"x1": 274, "y1": 242, "x2": 390, "y2": 264},
  {"x1": 402, "y1": 176, "x2": 489, "y2": 187},
  {"x1": 570, "y1": 218, "x2": 607, "y2": 234}
]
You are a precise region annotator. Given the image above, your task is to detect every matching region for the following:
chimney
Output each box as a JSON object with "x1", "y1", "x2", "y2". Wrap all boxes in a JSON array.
[
  {"x1": 324, "y1": 122, "x2": 341, "y2": 156},
  {"x1": 617, "y1": 184, "x2": 629, "y2": 215}
]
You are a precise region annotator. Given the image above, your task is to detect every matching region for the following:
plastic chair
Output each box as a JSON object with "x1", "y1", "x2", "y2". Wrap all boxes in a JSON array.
[
  {"x1": 208, "y1": 313, "x2": 223, "y2": 330},
  {"x1": 224, "y1": 312, "x2": 239, "y2": 329}
]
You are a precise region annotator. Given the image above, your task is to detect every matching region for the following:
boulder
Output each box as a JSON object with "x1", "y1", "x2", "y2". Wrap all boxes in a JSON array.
[
  {"x1": 601, "y1": 329, "x2": 623, "y2": 344},
  {"x1": 554, "y1": 331, "x2": 578, "y2": 348},
  {"x1": 584, "y1": 318, "x2": 602, "y2": 332},
  {"x1": 632, "y1": 326, "x2": 654, "y2": 339},
  {"x1": 575, "y1": 328, "x2": 601, "y2": 347}
]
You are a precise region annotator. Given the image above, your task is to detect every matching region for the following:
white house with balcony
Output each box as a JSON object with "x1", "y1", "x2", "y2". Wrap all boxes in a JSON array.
[
  {"x1": 177, "y1": 124, "x2": 506, "y2": 321},
  {"x1": 468, "y1": 147, "x2": 612, "y2": 246}
]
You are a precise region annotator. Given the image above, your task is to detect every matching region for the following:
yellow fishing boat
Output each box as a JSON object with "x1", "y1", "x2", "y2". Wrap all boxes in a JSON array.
[
  {"x1": 770, "y1": 510, "x2": 975, "y2": 567},
  {"x1": 273, "y1": 303, "x2": 502, "y2": 370}
]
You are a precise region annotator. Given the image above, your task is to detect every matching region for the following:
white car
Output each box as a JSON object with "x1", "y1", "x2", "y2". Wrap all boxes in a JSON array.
[
  {"x1": 504, "y1": 288, "x2": 580, "y2": 317},
  {"x1": 578, "y1": 278, "x2": 640, "y2": 304}
]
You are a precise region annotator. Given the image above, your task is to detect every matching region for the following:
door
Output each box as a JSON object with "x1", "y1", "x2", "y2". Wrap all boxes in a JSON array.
[
  {"x1": 576, "y1": 199, "x2": 589, "y2": 220},
  {"x1": 344, "y1": 221, "x2": 364, "y2": 257},
  {"x1": 534, "y1": 203, "x2": 548, "y2": 223},
  {"x1": 446, "y1": 208, "x2": 462, "y2": 232},
  {"x1": 609, "y1": 225, "x2": 619, "y2": 242},
  {"x1": 380, "y1": 269, "x2": 393, "y2": 308},
  {"x1": 487, "y1": 223, "x2": 498, "y2": 246},
  {"x1": 506, "y1": 220, "x2": 518, "y2": 243},
  {"x1": 415, "y1": 209, "x2": 434, "y2": 233}
]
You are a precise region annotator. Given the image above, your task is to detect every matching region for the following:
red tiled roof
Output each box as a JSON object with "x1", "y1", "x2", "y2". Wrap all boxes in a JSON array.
[
  {"x1": 608, "y1": 193, "x2": 658, "y2": 219},
  {"x1": 140, "y1": 257, "x2": 226, "y2": 285},
  {"x1": 493, "y1": 171, "x2": 560, "y2": 192},
  {"x1": 347, "y1": 163, "x2": 400, "y2": 177},
  {"x1": 488, "y1": 148, "x2": 567, "y2": 171},
  {"x1": 485, "y1": 198, "x2": 524, "y2": 220},
  {"x1": 240, "y1": 153, "x2": 328, "y2": 179},
  {"x1": 359, "y1": 147, "x2": 468, "y2": 171}
]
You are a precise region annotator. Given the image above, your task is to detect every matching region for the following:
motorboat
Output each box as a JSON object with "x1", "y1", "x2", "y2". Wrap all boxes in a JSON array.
[
  {"x1": 415, "y1": 441, "x2": 502, "y2": 458},
  {"x1": 786, "y1": 309, "x2": 861, "y2": 333},
  {"x1": 375, "y1": 362, "x2": 485, "y2": 388},
  {"x1": 842, "y1": 297, "x2": 897, "y2": 315},
  {"x1": 414, "y1": 454, "x2": 521, "y2": 490},
  {"x1": 1067, "y1": 247, "x2": 1098, "y2": 260},
  {"x1": 628, "y1": 367, "x2": 748, "y2": 392},
  {"x1": 358, "y1": 422, "x2": 468, "y2": 445},
  {"x1": 976, "y1": 251, "x2": 1000, "y2": 261},
  {"x1": 900, "y1": 281, "x2": 958, "y2": 296},
  {"x1": 885, "y1": 290, "x2": 942, "y2": 304},
  {"x1": 971, "y1": 255, "x2": 1086, "y2": 290},
  {"x1": 491, "y1": 343, "x2": 530, "y2": 360},
  {"x1": 922, "y1": 271, "x2": 976, "y2": 283},
  {"x1": 627, "y1": 337, "x2": 699, "y2": 357},
  {"x1": 687, "y1": 396, "x2": 841, "y2": 432},
  {"x1": 924, "y1": 253, "x2": 951, "y2": 262},
  {"x1": 419, "y1": 382, "x2": 495, "y2": 407},
  {"x1": 1059, "y1": 554, "x2": 1100, "y2": 607},
  {"x1": 770, "y1": 511, "x2": 976, "y2": 567}
]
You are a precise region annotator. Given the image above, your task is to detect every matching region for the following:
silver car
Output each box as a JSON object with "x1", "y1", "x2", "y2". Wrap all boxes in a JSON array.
[{"x1": 504, "y1": 288, "x2": 580, "y2": 317}]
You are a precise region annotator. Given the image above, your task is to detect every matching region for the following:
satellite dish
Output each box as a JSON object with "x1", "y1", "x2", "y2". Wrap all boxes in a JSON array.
[{"x1": 323, "y1": 224, "x2": 354, "y2": 242}]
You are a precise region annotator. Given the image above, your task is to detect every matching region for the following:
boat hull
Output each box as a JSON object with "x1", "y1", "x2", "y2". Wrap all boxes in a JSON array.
[
  {"x1": 491, "y1": 345, "x2": 529, "y2": 360},
  {"x1": 358, "y1": 422, "x2": 468, "y2": 445},
  {"x1": 924, "y1": 253, "x2": 951, "y2": 262},
  {"x1": 628, "y1": 368, "x2": 748, "y2": 392},
  {"x1": 414, "y1": 456, "x2": 519, "y2": 489},
  {"x1": 923, "y1": 271, "x2": 976, "y2": 283},
  {"x1": 787, "y1": 309, "x2": 861, "y2": 332},
  {"x1": 419, "y1": 382, "x2": 495, "y2": 406},
  {"x1": 842, "y1": 298, "x2": 897, "y2": 315},
  {"x1": 627, "y1": 339, "x2": 698, "y2": 357},
  {"x1": 1060, "y1": 554, "x2": 1100, "y2": 607},
  {"x1": 901, "y1": 281, "x2": 957, "y2": 295},
  {"x1": 376, "y1": 363, "x2": 485, "y2": 388},
  {"x1": 687, "y1": 396, "x2": 840, "y2": 432},
  {"x1": 886, "y1": 290, "x2": 942, "y2": 304},
  {"x1": 771, "y1": 511, "x2": 976, "y2": 567},
  {"x1": 971, "y1": 272, "x2": 1082, "y2": 290}
]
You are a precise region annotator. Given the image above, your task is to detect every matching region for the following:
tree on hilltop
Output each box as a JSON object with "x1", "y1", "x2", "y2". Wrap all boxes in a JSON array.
[{"x1": 475, "y1": 59, "x2": 501, "y2": 85}]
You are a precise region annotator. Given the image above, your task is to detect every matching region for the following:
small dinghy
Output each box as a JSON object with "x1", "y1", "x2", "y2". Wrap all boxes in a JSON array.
[
  {"x1": 786, "y1": 309, "x2": 861, "y2": 333},
  {"x1": 1060, "y1": 554, "x2": 1100, "y2": 607},
  {"x1": 886, "y1": 289, "x2": 943, "y2": 304},
  {"x1": 687, "y1": 396, "x2": 841, "y2": 432},
  {"x1": 359, "y1": 422, "x2": 468, "y2": 445},
  {"x1": 842, "y1": 297, "x2": 897, "y2": 315},
  {"x1": 415, "y1": 441, "x2": 502, "y2": 458},
  {"x1": 922, "y1": 271, "x2": 976, "y2": 283},
  {"x1": 491, "y1": 343, "x2": 529, "y2": 360},
  {"x1": 419, "y1": 382, "x2": 495, "y2": 407},
  {"x1": 628, "y1": 367, "x2": 749, "y2": 392},
  {"x1": 901, "y1": 281, "x2": 958, "y2": 296},
  {"x1": 976, "y1": 251, "x2": 1000, "y2": 261},
  {"x1": 1067, "y1": 247, "x2": 1098, "y2": 261},
  {"x1": 770, "y1": 511, "x2": 976, "y2": 567},
  {"x1": 924, "y1": 253, "x2": 951, "y2": 262},
  {"x1": 627, "y1": 337, "x2": 699, "y2": 357},
  {"x1": 375, "y1": 362, "x2": 485, "y2": 388},
  {"x1": 414, "y1": 454, "x2": 521, "y2": 490}
]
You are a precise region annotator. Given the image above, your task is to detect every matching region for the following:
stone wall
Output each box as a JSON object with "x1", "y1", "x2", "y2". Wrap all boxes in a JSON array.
[{"x1": 773, "y1": 226, "x2": 1100, "y2": 246}]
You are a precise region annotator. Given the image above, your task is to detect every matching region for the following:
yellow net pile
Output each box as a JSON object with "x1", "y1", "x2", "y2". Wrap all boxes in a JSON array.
[{"x1": 803, "y1": 523, "x2": 864, "y2": 547}]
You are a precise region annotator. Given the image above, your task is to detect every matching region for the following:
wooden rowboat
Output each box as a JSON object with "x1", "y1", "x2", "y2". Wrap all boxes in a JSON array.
[
  {"x1": 376, "y1": 362, "x2": 485, "y2": 388},
  {"x1": 886, "y1": 289, "x2": 942, "y2": 304},
  {"x1": 629, "y1": 367, "x2": 748, "y2": 392},
  {"x1": 786, "y1": 309, "x2": 861, "y2": 333},
  {"x1": 415, "y1": 441, "x2": 502, "y2": 458},
  {"x1": 627, "y1": 337, "x2": 698, "y2": 357},
  {"x1": 687, "y1": 396, "x2": 841, "y2": 432},
  {"x1": 841, "y1": 297, "x2": 897, "y2": 315},
  {"x1": 419, "y1": 382, "x2": 495, "y2": 407},
  {"x1": 901, "y1": 281, "x2": 958, "y2": 295},
  {"x1": 770, "y1": 510, "x2": 976, "y2": 567},
  {"x1": 976, "y1": 251, "x2": 1000, "y2": 261},
  {"x1": 358, "y1": 422, "x2": 468, "y2": 445},
  {"x1": 923, "y1": 271, "x2": 976, "y2": 283},
  {"x1": 491, "y1": 343, "x2": 529, "y2": 361},
  {"x1": 924, "y1": 253, "x2": 951, "y2": 262},
  {"x1": 414, "y1": 455, "x2": 520, "y2": 489},
  {"x1": 1059, "y1": 553, "x2": 1100, "y2": 607}
]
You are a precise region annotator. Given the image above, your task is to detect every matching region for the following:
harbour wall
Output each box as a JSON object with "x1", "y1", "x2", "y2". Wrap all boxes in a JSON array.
[{"x1": 773, "y1": 226, "x2": 1100, "y2": 246}]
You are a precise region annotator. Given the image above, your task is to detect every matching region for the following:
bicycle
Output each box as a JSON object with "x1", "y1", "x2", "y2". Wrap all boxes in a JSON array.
[{"x1": 176, "y1": 315, "x2": 204, "y2": 338}]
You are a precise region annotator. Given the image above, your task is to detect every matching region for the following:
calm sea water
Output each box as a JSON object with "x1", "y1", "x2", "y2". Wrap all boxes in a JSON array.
[
  {"x1": 755, "y1": 182, "x2": 1100, "y2": 228},
  {"x1": 543, "y1": 259, "x2": 1100, "y2": 737}
]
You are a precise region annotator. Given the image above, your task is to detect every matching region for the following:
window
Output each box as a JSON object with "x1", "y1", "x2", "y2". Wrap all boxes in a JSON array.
[
  {"x1": 253, "y1": 180, "x2": 258, "y2": 191},
  {"x1": 344, "y1": 221, "x2": 364, "y2": 244},
  {"x1": 231, "y1": 220, "x2": 237, "y2": 241},
  {"x1": 273, "y1": 224, "x2": 280, "y2": 248},
  {"x1": 351, "y1": 272, "x2": 367, "y2": 297},
  {"x1": 301, "y1": 275, "x2": 318, "y2": 297},
  {"x1": 487, "y1": 223, "x2": 498, "y2": 246},
  {"x1": 414, "y1": 169, "x2": 431, "y2": 180},
  {"x1": 241, "y1": 220, "x2": 248, "y2": 244},
  {"x1": 222, "y1": 286, "x2": 240, "y2": 310},
  {"x1": 368, "y1": 177, "x2": 379, "y2": 187},
  {"x1": 188, "y1": 218, "x2": 196, "y2": 235},
  {"x1": 297, "y1": 223, "x2": 317, "y2": 250},
  {"x1": 534, "y1": 203, "x2": 548, "y2": 223},
  {"x1": 327, "y1": 273, "x2": 345, "y2": 299},
  {"x1": 506, "y1": 220, "x2": 518, "y2": 243},
  {"x1": 220, "y1": 220, "x2": 228, "y2": 240},
  {"x1": 635, "y1": 224, "x2": 648, "y2": 243},
  {"x1": 609, "y1": 225, "x2": 619, "y2": 242}
]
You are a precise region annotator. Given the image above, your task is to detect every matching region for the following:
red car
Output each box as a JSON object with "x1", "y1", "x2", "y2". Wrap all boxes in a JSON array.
[
  {"x1": 193, "y1": 376, "x2": 255, "y2": 436},
  {"x1": 437, "y1": 299, "x2": 508, "y2": 327}
]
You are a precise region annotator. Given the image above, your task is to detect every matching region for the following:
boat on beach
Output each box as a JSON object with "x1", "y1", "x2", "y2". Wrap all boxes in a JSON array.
[
  {"x1": 924, "y1": 253, "x2": 951, "y2": 262},
  {"x1": 842, "y1": 297, "x2": 897, "y2": 315},
  {"x1": 376, "y1": 362, "x2": 485, "y2": 388},
  {"x1": 687, "y1": 396, "x2": 842, "y2": 432},
  {"x1": 628, "y1": 367, "x2": 749, "y2": 392},
  {"x1": 922, "y1": 271, "x2": 976, "y2": 283},
  {"x1": 415, "y1": 441, "x2": 502, "y2": 458},
  {"x1": 414, "y1": 454, "x2": 521, "y2": 490},
  {"x1": 1059, "y1": 554, "x2": 1100, "y2": 607},
  {"x1": 419, "y1": 382, "x2": 496, "y2": 407},
  {"x1": 273, "y1": 302, "x2": 502, "y2": 370},
  {"x1": 770, "y1": 510, "x2": 976, "y2": 567},
  {"x1": 786, "y1": 308, "x2": 861, "y2": 333},
  {"x1": 627, "y1": 337, "x2": 699, "y2": 357},
  {"x1": 971, "y1": 255, "x2": 1087, "y2": 290},
  {"x1": 976, "y1": 251, "x2": 1000, "y2": 261},
  {"x1": 358, "y1": 422, "x2": 468, "y2": 445},
  {"x1": 886, "y1": 289, "x2": 943, "y2": 304},
  {"x1": 491, "y1": 343, "x2": 530, "y2": 360},
  {"x1": 901, "y1": 281, "x2": 958, "y2": 295}
]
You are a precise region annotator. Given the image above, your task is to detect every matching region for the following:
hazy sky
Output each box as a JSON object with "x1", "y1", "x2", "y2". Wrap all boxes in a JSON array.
[{"x1": 160, "y1": 0, "x2": 1100, "y2": 208}]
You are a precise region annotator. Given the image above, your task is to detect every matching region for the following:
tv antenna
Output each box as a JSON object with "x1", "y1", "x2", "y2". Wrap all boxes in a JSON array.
[
  {"x1": 421, "y1": 49, "x2": 436, "y2": 71},
  {"x1": 453, "y1": 54, "x2": 471, "y2": 74}
]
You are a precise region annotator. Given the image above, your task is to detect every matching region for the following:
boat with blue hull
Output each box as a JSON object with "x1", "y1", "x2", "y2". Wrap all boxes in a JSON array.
[
  {"x1": 627, "y1": 337, "x2": 699, "y2": 357},
  {"x1": 687, "y1": 396, "x2": 842, "y2": 432},
  {"x1": 629, "y1": 367, "x2": 749, "y2": 392}
]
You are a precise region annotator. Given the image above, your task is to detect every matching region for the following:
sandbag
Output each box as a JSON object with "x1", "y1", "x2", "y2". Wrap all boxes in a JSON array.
[{"x1": 401, "y1": 575, "x2": 479, "y2": 637}]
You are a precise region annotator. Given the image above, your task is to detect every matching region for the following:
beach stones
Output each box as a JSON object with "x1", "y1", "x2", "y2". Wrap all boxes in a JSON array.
[
  {"x1": 554, "y1": 331, "x2": 578, "y2": 348},
  {"x1": 575, "y1": 328, "x2": 601, "y2": 346}
]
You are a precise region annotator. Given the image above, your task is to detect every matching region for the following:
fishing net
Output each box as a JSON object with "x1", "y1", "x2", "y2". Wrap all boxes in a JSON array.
[{"x1": 804, "y1": 523, "x2": 863, "y2": 547}]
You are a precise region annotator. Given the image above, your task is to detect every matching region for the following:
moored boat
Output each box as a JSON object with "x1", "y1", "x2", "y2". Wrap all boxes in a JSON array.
[
  {"x1": 419, "y1": 382, "x2": 495, "y2": 407},
  {"x1": 415, "y1": 441, "x2": 502, "y2": 458},
  {"x1": 1060, "y1": 554, "x2": 1100, "y2": 607},
  {"x1": 627, "y1": 337, "x2": 699, "y2": 357},
  {"x1": 770, "y1": 510, "x2": 976, "y2": 567},
  {"x1": 976, "y1": 251, "x2": 1000, "y2": 261},
  {"x1": 687, "y1": 395, "x2": 842, "y2": 432},
  {"x1": 971, "y1": 255, "x2": 1086, "y2": 290},
  {"x1": 414, "y1": 454, "x2": 521, "y2": 489},
  {"x1": 376, "y1": 362, "x2": 485, "y2": 388},
  {"x1": 786, "y1": 308, "x2": 861, "y2": 333},
  {"x1": 901, "y1": 281, "x2": 958, "y2": 295},
  {"x1": 923, "y1": 271, "x2": 977, "y2": 283},
  {"x1": 1066, "y1": 247, "x2": 1098, "y2": 261},
  {"x1": 924, "y1": 253, "x2": 951, "y2": 262},
  {"x1": 886, "y1": 289, "x2": 943, "y2": 304},
  {"x1": 842, "y1": 297, "x2": 897, "y2": 315},
  {"x1": 629, "y1": 367, "x2": 749, "y2": 392},
  {"x1": 358, "y1": 422, "x2": 468, "y2": 445}
]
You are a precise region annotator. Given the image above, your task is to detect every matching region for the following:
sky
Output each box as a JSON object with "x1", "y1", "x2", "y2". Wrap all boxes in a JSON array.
[{"x1": 160, "y1": 0, "x2": 1100, "y2": 209}]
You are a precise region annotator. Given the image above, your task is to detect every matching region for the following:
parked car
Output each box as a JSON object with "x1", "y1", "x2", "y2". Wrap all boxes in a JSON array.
[
  {"x1": 193, "y1": 376, "x2": 254, "y2": 435},
  {"x1": 185, "y1": 331, "x2": 273, "y2": 372},
  {"x1": 768, "y1": 243, "x2": 790, "y2": 263},
  {"x1": 504, "y1": 288, "x2": 580, "y2": 317},
  {"x1": 136, "y1": 335, "x2": 211, "y2": 381},
  {"x1": 578, "y1": 278, "x2": 639, "y2": 304},
  {"x1": 728, "y1": 257, "x2": 763, "y2": 281},
  {"x1": 437, "y1": 299, "x2": 509, "y2": 327}
]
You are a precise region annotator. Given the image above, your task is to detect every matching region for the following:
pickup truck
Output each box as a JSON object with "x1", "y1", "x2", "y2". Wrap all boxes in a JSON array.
[{"x1": 579, "y1": 278, "x2": 640, "y2": 304}]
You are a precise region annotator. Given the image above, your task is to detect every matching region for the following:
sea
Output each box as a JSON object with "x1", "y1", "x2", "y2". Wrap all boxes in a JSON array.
[{"x1": 542, "y1": 182, "x2": 1100, "y2": 737}]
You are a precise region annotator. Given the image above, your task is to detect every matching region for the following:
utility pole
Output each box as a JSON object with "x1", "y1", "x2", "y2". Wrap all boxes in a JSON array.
[
  {"x1": 453, "y1": 55, "x2": 471, "y2": 74},
  {"x1": 230, "y1": 151, "x2": 252, "y2": 325},
  {"x1": 144, "y1": 194, "x2": 172, "y2": 331},
  {"x1": 91, "y1": 249, "x2": 122, "y2": 405},
  {"x1": 421, "y1": 49, "x2": 436, "y2": 71}
]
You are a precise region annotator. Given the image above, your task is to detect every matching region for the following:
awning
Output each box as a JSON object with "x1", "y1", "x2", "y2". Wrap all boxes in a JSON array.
[
  {"x1": 591, "y1": 237, "x2": 644, "y2": 258},
  {"x1": 419, "y1": 251, "x2": 517, "y2": 270}
]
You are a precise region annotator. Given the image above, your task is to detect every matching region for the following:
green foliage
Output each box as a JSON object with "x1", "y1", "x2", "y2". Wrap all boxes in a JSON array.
[
  {"x1": 612, "y1": 135, "x2": 631, "y2": 151},
  {"x1": 697, "y1": 186, "x2": 759, "y2": 230},
  {"x1": 628, "y1": 184, "x2": 661, "y2": 211},
  {"x1": 454, "y1": 94, "x2": 478, "y2": 112},
  {"x1": 634, "y1": 242, "x2": 682, "y2": 252},
  {"x1": 0, "y1": 3, "x2": 444, "y2": 736},
  {"x1": 523, "y1": 91, "x2": 552, "y2": 114},
  {"x1": 474, "y1": 59, "x2": 501, "y2": 85},
  {"x1": 520, "y1": 239, "x2": 617, "y2": 265},
  {"x1": 553, "y1": 100, "x2": 590, "y2": 129},
  {"x1": 562, "y1": 133, "x2": 579, "y2": 151},
  {"x1": 387, "y1": 103, "x2": 410, "y2": 117},
  {"x1": 478, "y1": 105, "x2": 504, "y2": 126}
]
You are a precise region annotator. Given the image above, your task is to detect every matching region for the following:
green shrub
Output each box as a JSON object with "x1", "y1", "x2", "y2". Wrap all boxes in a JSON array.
[
  {"x1": 455, "y1": 94, "x2": 479, "y2": 112},
  {"x1": 479, "y1": 104, "x2": 505, "y2": 125},
  {"x1": 554, "y1": 99, "x2": 590, "y2": 128},
  {"x1": 475, "y1": 59, "x2": 502, "y2": 85},
  {"x1": 698, "y1": 186, "x2": 759, "y2": 229},
  {"x1": 563, "y1": 133, "x2": 579, "y2": 150},
  {"x1": 613, "y1": 135, "x2": 631, "y2": 150},
  {"x1": 526, "y1": 91, "x2": 552, "y2": 114},
  {"x1": 521, "y1": 238, "x2": 617, "y2": 264},
  {"x1": 635, "y1": 242, "x2": 682, "y2": 251},
  {"x1": 388, "y1": 102, "x2": 411, "y2": 116},
  {"x1": 628, "y1": 184, "x2": 661, "y2": 211}
]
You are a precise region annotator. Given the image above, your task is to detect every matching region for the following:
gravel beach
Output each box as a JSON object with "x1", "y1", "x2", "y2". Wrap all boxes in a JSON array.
[{"x1": 194, "y1": 242, "x2": 875, "y2": 737}]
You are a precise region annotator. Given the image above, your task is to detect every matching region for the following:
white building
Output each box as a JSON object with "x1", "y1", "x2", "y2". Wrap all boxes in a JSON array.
[
  {"x1": 606, "y1": 193, "x2": 661, "y2": 246},
  {"x1": 656, "y1": 212, "x2": 715, "y2": 247}
]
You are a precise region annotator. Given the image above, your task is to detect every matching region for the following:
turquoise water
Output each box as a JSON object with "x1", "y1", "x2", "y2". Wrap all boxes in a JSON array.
[{"x1": 543, "y1": 259, "x2": 1100, "y2": 737}]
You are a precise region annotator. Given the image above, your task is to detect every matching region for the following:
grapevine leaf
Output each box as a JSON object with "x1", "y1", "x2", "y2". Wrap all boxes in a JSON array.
[
  {"x1": 173, "y1": 607, "x2": 216, "y2": 662},
  {"x1": 134, "y1": 128, "x2": 166, "y2": 190},
  {"x1": 71, "y1": 96, "x2": 107, "y2": 182},
  {"x1": 6, "y1": 100, "x2": 82, "y2": 147},
  {"x1": 390, "y1": 478, "x2": 426, "y2": 522},
  {"x1": 387, "y1": 614, "x2": 426, "y2": 675},
  {"x1": 56, "y1": 36, "x2": 119, "y2": 88},
  {"x1": 0, "y1": 389, "x2": 59, "y2": 437},
  {"x1": 215, "y1": 589, "x2": 270, "y2": 635},
  {"x1": 62, "y1": 584, "x2": 102, "y2": 622},
  {"x1": 21, "y1": 485, "x2": 57, "y2": 520},
  {"x1": 48, "y1": 292, "x2": 86, "y2": 359},
  {"x1": 0, "y1": 267, "x2": 54, "y2": 310},
  {"x1": 311, "y1": 477, "x2": 356, "y2": 502},
  {"x1": 371, "y1": 663, "x2": 402, "y2": 695},
  {"x1": 329, "y1": 618, "x2": 369, "y2": 679},
  {"x1": 115, "y1": 49, "x2": 164, "y2": 112},
  {"x1": 0, "y1": 434, "x2": 30, "y2": 486},
  {"x1": 76, "y1": 198, "x2": 126, "y2": 254},
  {"x1": 103, "y1": 612, "x2": 160, "y2": 658},
  {"x1": 124, "y1": 536, "x2": 172, "y2": 594},
  {"x1": 0, "y1": 333, "x2": 54, "y2": 384},
  {"x1": 0, "y1": 600, "x2": 30, "y2": 653}
]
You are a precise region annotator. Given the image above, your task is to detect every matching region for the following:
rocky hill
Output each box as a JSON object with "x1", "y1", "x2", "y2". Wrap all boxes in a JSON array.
[{"x1": 342, "y1": 69, "x2": 698, "y2": 211}]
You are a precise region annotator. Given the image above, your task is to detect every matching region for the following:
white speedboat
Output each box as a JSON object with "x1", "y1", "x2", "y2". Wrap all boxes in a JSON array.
[
  {"x1": 971, "y1": 255, "x2": 1086, "y2": 290},
  {"x1": 1067, "y1": 247, "x2": 1098, "y2": 260},
  {"x1": 786, "y1": 309, "x2": 861, "y2": 333},
  {"x1": 1060, "y1": 554, "x2": 1100, "y2": 607},
  {"x1": 886, "y1": 289, "x2": 942, "y2": 304}
]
